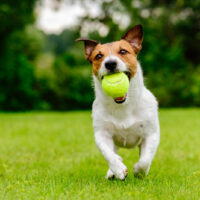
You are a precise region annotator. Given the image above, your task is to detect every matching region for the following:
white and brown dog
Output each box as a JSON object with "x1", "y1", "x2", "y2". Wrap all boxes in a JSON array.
[{"x1": 76, "y1": 24, "x2": 160, "y2": 180}]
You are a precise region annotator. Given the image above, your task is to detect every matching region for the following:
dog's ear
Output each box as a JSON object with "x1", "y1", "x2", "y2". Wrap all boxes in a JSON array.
[
  {"x1": 75, "y1": 38, "x2": 99, "y2": 62},
  {"x1": 121, "y1": 24, "x2": 143, "y2": 54}
]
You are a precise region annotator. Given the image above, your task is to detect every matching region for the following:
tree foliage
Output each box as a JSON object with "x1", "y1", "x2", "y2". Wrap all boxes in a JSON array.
[
  {"x1": 0, "y1": 0, "x2": 40, "y2": 110},
  {"x1": 0, "y1": 0, "x2": 200, "y2": 110}
]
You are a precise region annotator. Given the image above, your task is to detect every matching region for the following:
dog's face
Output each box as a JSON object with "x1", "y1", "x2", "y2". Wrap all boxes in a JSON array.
[{"x1": 76, "y1": 25, "x2": 143, "y2": 103}]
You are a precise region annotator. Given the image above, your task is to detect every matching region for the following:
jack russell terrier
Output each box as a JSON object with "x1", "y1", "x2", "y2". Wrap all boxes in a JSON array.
[{"x1": 76, "y1": 24, "x2": 160, "y2": 180}]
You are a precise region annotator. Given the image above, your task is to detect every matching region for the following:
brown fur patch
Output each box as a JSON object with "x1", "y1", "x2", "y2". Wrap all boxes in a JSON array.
[{"x1": 90, "y1": 40, "x2": 138, "y2": 77}]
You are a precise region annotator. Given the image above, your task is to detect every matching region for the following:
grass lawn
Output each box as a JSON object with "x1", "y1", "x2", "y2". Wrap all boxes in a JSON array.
[{"x1": 0, "y1": 109, "x2": 200, "y2": 199}]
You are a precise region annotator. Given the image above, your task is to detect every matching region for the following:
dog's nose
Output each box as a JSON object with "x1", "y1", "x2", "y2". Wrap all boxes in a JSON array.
[{"x1": 105, "y1": 61, "x2": 117, "y2": 71}]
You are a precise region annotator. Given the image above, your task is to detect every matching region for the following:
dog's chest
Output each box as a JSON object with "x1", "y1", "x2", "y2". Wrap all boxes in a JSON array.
[
  {"x1": 113, "y1": 125, "x2": 143, "y2": 148},
  {"x1": 105, "y1": 110, "x2": 145, "y2": 148}
]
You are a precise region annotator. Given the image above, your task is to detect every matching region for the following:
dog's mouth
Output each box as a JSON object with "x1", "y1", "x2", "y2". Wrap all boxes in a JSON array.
[
  {"x1": 114, "y1": 94, "x2": 127, "y2": 104},
  {"x1": 101, "y1": 71, "x2": 131, "y2": 81},
  {"x1": 124, "y1": 71, "x2": 131, "y2": 80},
  {"x1": 101, "y1": 71, "x2": 130, "y2": 104}
]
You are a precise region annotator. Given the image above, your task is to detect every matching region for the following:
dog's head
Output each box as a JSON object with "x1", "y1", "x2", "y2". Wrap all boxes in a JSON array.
[{"x1": 76, "y1": 24, "x2": 143, "y2": 104}]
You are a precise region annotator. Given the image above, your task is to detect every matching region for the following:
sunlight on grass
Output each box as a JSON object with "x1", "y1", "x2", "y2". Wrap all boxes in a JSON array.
[{"x1": 0, "y1": 109, "x2": 200, "y2": 199}]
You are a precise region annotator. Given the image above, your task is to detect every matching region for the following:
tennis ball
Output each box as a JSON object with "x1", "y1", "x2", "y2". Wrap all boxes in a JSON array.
[{"x1": 102, "y1": 72, "x2": 129, "y2": 98}]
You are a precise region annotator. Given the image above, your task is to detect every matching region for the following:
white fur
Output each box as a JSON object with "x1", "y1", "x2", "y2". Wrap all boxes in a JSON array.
[{"x1": 92, "y1": 60, "x2": 160, "y2": 180}]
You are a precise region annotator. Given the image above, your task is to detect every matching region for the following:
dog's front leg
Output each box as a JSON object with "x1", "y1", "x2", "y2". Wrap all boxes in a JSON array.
[
  {"x1": 134, "y1": 132, "x2": 160, "y2": 178},
  {"x1": 95, "y1": 131, "x2": 127, "y2": 180}
]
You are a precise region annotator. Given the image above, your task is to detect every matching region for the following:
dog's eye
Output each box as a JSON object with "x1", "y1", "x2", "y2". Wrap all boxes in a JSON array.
[
  {"x1": 95, "y1": 53, "x2": 103, "y2": 60},
  {"x1": 119, "y1": 49, "x2": 128, "y2": 55}
]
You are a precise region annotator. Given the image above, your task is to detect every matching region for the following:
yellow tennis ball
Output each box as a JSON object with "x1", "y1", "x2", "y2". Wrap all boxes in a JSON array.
[{"x1": 102, "y1": 72, "x2": 129, "y2": 98}]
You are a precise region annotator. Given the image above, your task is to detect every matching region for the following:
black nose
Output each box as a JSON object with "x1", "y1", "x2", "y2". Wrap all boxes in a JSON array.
[{"x1": 105, "y1": 61, "x2": 117, "y2": 71}]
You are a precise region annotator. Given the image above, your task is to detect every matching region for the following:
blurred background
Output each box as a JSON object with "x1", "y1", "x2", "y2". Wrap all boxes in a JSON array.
[{"x1": 0, "y1": 0, "x2": 200, "y2": 111}]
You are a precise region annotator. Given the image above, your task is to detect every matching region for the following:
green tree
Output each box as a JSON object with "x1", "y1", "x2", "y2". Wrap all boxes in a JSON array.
[{"x1": 0, "y1": 0, "x2": 41, "y2": 110}]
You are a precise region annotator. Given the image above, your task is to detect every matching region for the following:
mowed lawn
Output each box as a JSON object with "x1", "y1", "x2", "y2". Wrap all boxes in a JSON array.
[{"x1": 0, "y1": 109, "x2": 200, "y2": 200}]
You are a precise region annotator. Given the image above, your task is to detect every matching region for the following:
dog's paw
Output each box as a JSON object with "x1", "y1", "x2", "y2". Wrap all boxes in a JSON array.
[
  {"x1": 109, "y1": 158, "x2": 127, "y2": 181},
  {"x1": 106, "y1": 169, "x2": 115, "y2": 179},
  {"x1": 133, "y1": 161, "x2": 150, "y2": 179}
]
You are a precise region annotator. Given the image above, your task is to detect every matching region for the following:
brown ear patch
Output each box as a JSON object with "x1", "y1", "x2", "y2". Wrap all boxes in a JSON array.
[
  {"x1": 121, "y1": 24, "x2": 143, "y2": 54},
  {"x1": 75, "y1": 38, "x2": 99, "y2": 62}
]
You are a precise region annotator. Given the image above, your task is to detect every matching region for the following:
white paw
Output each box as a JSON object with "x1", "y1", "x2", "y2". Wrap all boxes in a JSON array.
[
  {"x1": 109, "y1": 157, "x2": 127, "y2": 180},
  {"x1": 106, "y1": 169, "x2": 115, "y2": 179},
  {"x1": 133, "y1": 161, "x2": 150, "y2": 179}
]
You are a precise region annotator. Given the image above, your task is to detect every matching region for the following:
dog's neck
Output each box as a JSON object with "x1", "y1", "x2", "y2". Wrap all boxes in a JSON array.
[{"x1": 93, "y1": 63, "x2": 145, "y2": 111}]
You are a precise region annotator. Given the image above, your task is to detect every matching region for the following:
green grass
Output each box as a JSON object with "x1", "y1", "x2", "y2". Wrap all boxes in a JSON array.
[{"x1": 0, "y1": 109, "x2": 200, "y2": 199}]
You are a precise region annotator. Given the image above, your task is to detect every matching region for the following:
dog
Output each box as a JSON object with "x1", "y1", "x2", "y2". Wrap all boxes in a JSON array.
[{"x1": 76, "y1": 24, "x2": 160, "y2": 180}]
